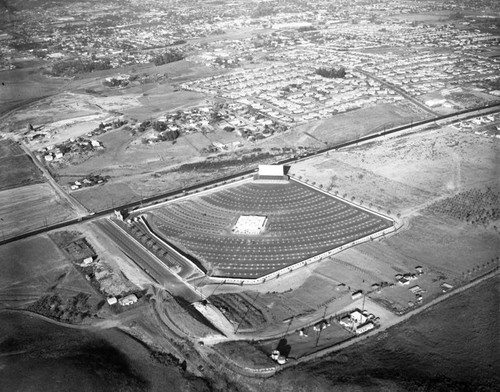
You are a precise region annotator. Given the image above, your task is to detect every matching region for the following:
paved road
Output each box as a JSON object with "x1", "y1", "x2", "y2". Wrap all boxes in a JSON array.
[{"x1": 95, "y1": 219, "x2": 201, "y2": 303}]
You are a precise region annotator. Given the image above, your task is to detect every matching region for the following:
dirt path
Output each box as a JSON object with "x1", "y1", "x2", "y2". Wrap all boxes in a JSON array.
[{"x1": 19, "y1": 142, "x2": 88, "y2": 215}]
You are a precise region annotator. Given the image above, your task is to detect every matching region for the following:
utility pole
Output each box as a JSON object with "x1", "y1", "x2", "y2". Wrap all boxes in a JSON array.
[
  {"x1": 208, "y1": 279, "x2": 225, "y2": 299},
  {"x1": 235, "y1": 292, "x2": 260, "y2": 334}
]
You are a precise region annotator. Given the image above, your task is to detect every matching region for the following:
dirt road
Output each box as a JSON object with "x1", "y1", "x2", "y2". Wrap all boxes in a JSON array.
[{"x1": 19, "y1": 142, "x2": 88, "y2": 216}]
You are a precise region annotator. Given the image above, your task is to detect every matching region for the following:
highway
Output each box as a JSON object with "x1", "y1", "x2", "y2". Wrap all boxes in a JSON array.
[
  {"x1": 95, "y1": 219, "x2": 202, "y2": 303},
  {"x1": 1, "y1": 102, "x2": 500, "y2": 248}
]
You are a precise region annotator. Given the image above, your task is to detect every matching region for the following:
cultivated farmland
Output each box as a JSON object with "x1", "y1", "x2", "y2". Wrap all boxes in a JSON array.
[{"x1": 0, "y1": 183, "x2": 79, "y2": 240}]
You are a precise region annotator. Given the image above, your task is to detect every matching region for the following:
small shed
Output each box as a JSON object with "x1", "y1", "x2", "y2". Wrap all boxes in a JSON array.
[
  {"x1": 119, "y1": 294, "x2": 138, "y2": 306},
  {"x1": 339, "y1": 316, "x2": 352, "y2": 328},
  {"x1": 351, "y1": 290, "x2": 363, "y2": 300},
  {"x1": 356, "y1": 322, "x2": 374, "y2": 335}
]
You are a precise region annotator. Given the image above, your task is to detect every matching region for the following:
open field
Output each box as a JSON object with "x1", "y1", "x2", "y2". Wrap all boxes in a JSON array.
[
  {"x1": 72, "y1": 182, "x2": 140, "y2": 212},
  {"x1": 0, "y1": 183, "x2": 79, "y2": 239},
  {"x1": 0, "y1": 66, "x2": 66, "y2": 116},
  {"x1": 291, "y1": 123, "x2": 500, "y2": 213},
  {"x1": 146, "y1": 179, "x2": 392, "y2": 279},
  {"x1": 0, "y1": 311, "x2": 210, "y2": 392},
  {"x1": 0, "y1": 235, "x2": 66, "y2": 288},
  {"x1": 213, "y1": 341, "x2": 275, "y2": 368},
  {"x1": 0, "y1": 235, "x2": 93, "y2": 309},
  {"x1": 294, "y1": 103, "x2": 429, "y2": 147},
  {"x1": 130, "y1": 90, "x2": 207, "y2": 121},
  {"x1": 0, "y1": 138, "x2": 44, "y2": 191}
]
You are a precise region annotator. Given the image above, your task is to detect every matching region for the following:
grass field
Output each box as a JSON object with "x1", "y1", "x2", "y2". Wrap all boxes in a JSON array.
[
  {"x1": 72, "y1": 182, "x2": 140, "y2": 211},
  {"x1": 0, "y1": 183, "x2": 79, "y2": 239},
  {"x1": 0, "y1": 311, "x2": 211, "y2": 392},
  {"x1": 0, "y1": 139, "x2": 44, "y2": 191},
  {"x1": 0, "y1": 138, "x2": 24, "y2": 158},
  {"x1": 0, "y1": 66, "x2": 66, "y2": 117},
  {"x1": 295, "y1": 103, "x2": 429, "y2": 147},
  {"x1": 0, "y1": 235, "x2": 66, "y2": 287}
]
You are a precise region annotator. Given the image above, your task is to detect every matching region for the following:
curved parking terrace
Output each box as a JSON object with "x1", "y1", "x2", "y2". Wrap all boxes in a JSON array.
[{"x1": 147, "y1": 180, "x2": 393, "y2": 279}]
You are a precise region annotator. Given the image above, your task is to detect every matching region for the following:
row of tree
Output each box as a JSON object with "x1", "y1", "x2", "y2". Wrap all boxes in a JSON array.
[{"x1": 48, "y1": 59, "x2": 113, "y2": 76}]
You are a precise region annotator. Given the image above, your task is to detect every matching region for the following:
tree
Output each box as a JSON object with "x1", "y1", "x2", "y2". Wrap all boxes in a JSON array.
[
  {"x1": 152, "y1": 121, "x2": 167, "y2": 132},
  {"x1": 315, "y1": 66, "x2": 346, "y2": 79}
]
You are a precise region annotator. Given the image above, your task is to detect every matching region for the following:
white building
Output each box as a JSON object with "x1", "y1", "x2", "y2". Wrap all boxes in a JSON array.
[
  {"x1": 355, "y1": 322, "x2": 374, "y2": 335},
  {"x1": 119, "y1": 294, "x2": 138, "y2": 306}
]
